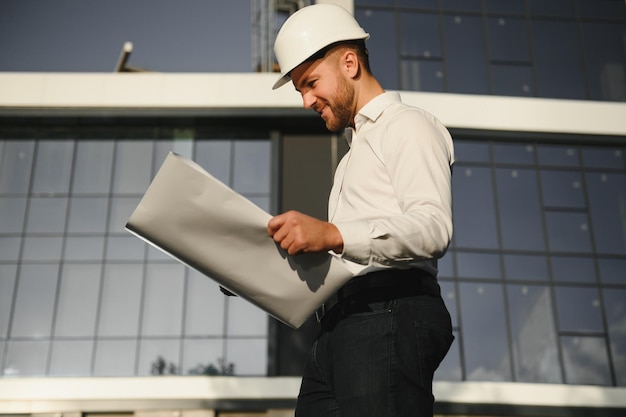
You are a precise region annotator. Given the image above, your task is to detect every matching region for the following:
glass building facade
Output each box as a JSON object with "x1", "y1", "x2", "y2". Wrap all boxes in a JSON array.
[{"x1": 1, "y1": 0, "x2": 626, "y2": 415}]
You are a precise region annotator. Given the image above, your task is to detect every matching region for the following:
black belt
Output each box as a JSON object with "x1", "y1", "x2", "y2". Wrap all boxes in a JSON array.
[{"x1": 315, "y1": 268, "x2": 440, "y2": 323}]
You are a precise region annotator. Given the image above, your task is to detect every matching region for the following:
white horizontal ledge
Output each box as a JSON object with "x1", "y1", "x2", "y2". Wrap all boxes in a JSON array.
[{"x1": 1, "y1": 72, "x2": 625, "y2": 137}]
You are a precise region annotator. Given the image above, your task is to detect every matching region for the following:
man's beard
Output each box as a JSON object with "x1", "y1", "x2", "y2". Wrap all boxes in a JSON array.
[{"x1": 324, "y1": 75, "x2": 354, "y2": 132}]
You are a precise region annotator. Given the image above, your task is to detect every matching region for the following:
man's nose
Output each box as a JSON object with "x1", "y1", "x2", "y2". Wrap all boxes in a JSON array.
[{"x1": 301, "y1": 91, "x2": 316, "y2": 109}]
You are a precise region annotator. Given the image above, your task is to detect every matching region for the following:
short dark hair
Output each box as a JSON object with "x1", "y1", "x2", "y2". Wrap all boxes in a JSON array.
[{"x1": 304, "y1": 39, "x2": 372, "y2": 74}]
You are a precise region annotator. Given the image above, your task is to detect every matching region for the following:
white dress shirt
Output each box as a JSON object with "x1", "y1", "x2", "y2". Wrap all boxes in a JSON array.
[{"x1": 329, "y1": 91, "x2": 455, "y2": 277}]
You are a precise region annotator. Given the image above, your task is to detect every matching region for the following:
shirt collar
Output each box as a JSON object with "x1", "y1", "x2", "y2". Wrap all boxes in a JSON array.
[{"x1": 346, "y1": 91, "x2": 401, "y2": 146}]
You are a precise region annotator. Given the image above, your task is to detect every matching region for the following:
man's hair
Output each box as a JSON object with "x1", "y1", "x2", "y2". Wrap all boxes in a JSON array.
[{"x1": 305, "y1": 39, "x2": 372, "y2": 75}]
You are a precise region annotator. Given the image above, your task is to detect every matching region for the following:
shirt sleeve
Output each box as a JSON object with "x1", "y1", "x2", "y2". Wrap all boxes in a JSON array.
[{"x1": 334, "y1": 108, "x2": 454, "y2": 267}]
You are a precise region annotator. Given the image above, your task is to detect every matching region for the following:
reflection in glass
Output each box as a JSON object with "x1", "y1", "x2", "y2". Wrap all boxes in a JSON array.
[
  {"x1": 435, "y1": 330, "x2": 462, "y2": 381},
  {"x1": 555, "y1": 286, "x2": 603, "y2": 332},
  {"x1": 459, "y1": 282, "x2": 512, "y2": 381},
  {"x1": 54, "y1": 264, "x2": 101, "y2": 337},
  {"x1": 496, "y1": 168, "x2": 545, "y2": 251},
  {"x1": 4, "y1": 340, "x2": 49, "y2": 376},
  {"x1": 507, "y1": 285, "x2": 561, "y2": 383},
  {"x1": 183, "y1": 338, "x2": 225, "y2": 375},
  {"x1": 561, "y1": 336, "x2": 611, "y2": 385},
  {"x1": 603, "y1": 289, "x2": 626, "y2": 386},
  {"x1": 138, "y1": 339, "x2": 180, "y2": 376},
  {"x1": 401, "y1": 59, "x2": 445, "y2": 92},
  {"x1": 49, "y1": 340, "x2": 94, "y2": 376}
]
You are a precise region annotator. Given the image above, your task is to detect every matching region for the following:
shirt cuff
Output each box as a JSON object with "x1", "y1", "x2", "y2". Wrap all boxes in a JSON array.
[{"x1": 333, "y1": 220, "x2": 372, "y2": 265}]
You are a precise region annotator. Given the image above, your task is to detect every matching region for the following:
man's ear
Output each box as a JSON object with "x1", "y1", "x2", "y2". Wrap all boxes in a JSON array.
[{"x1": 342, "y1": 50, "x2": 360, "y2": 79}]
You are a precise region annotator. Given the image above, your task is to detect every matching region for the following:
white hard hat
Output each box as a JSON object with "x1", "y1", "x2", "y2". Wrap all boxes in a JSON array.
[{"x1": 272, "y1": 3, "x2": 369, "y2": 90}]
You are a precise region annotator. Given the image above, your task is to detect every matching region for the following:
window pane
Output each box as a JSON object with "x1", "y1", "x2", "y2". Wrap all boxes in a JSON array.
[
  {"x1": 185, "y1": 269, "x2": 226, "y2": 336},
  {"x1": 195, "y1": 140, "x2": 232, "y2": 185},
  {"x1": 108, "y1": 196, "x2": 141, "y2": 233},
  {"x1": 112, "y1": 141, "x2": 154, "y2": 194},
  {"x1": 98, "y1": 264, "x2": 143, "y2": 337},
  {"x1": 0, "y1": 140, "x2": 34, "y2": 194},
  {"x1": 138, "y1": 339, "x2": 180, "y2": 376},
  {"x1": 537, "y1": 145, "x2": 580, "y2": 167},
  {"x1": 532, "y1": 21, "x2": 586, "y2": 99},
  {"x1": 598, "y1": 258, "x2": 626, "y2": 284},
  {"x1": 142, "y1": 264, "x2": 185, "y2": 337},
  {"x1": 555, "y1": 286, "x2": 603, "y2": 332},
  {"x1": 67, "y1": 197, "x2": 109, "y2": 233},
  {"x1": 459, "y1": 282, "x2": 512, "y2": 381},
  {"x1": 507, "y1": 285, "x2": 561, "y2": 383},
  {"x1": 551, "y1": 256, "x2": 596, "y2": 283},
  {"x1": 491, "y1": 64, "x2": 534, "y2": 96},
  {"x1": 0, "y1": 237, "x2": 21, "y2": 261},
  {"x1": 503, "y1": 254, "x2": 549, "y2": 281},
  {"x1": 25, "y1": 197, "x2": 68, "y2": 233},
  {"x1": 32, "y1": 140, "x2": 74, "y2": 194},
  {"x1": 356, "y1": 8, "x2": 398, "y2": 89},
  {"x1": 10, "y1": 264, "x2": 58, "y2": 338},
  {"x1": 587, "y1": 172, "x2": 626, "y2": 255},
  {"x1": 452, "y1": 167, "x2": 499, "y2": 249},
  {"x1": 493, "y1": 143, "x2": 535, "y2": 164},
  {"x1": 456, "y1": 252, "x2": 501, "y2": 280},
  {"x1": 105, "y1": 236, "x2": 145, "y2": 261},
  {"x1": 183, "y1": 339, "x2": 225, "y2": 375},
  {"x1": 226, "y1": 297, "x2": 269, "y2": 337},
  {"x1": 444, "y1": 15, "x2": 488, "y2": 94},
  {"x1": 488, "y1": 17, "x2": 530, "y2": 62},
  {"x1": 93, "y1": 339, "x2": 137, "y2": 376},
  {"x1": 4, "y1": 340, "x2": 49, "y2": 376},
  {"x1": 541, "y1": 170, "x2": 585, "y2": 209},
  {"x1": 64, "y1": 237, "x2": 105, "y2": 261},
  {"x1": 233, "y1": 140, "x2": 271, "y2": 195},
  {"x1": 0, "y1": 197, "x2": 27, "y2": 233},
  {"x1": 561, "y1": 336, "x2": 611, "y2": 385},
  {"x1": 226, "y1": 338, "x2": 267, "y2": 376},
  {"x1": 486, "y1": 0, "x2": 525, "y2": 14},
  {"x1": 439, "y1": 280, "x2": 458, "y2": 327},
  {"x1": 545, "y1": 212, "x2": 592, "y2": 253},
  {"x1": 399, "y1": 12, "x2": 440, "y2": 58},
  {"x1": 0, "y1": 265, "x2": 17, "y2": 338},
  {"x1": 582, "y1": 148, "x2": 624, "y2": 169},
  {"x1": 443, "y1": 0, "x2": 482, "y2": 12},
  {"x1": 72, "y1": 141, "x2": 114, "y2": 194},
  {"x1": 581, "y1": 22, "x2": 626, "y2": 101},
  {"x1": 401, "y1": 59, "x2": 445, "y2": 92},
  {"x1": 49, "y1": 340, "x2": 94, "y2": 376},
  {"x1": 603, "y1": 289, "x2": 626, "y2": 386},
  {"x1": 54, "y1": 264, "x2": 101, "y2": 337},
  {"x1": 529, "y1": 0, "x2": 576, "y2": 17},
  {"x1": 496, "y1": 168, "x2": 545, "y2": 251},
  {"x1": 455, "y1": 141, "x2": 490, "y2": 163}
]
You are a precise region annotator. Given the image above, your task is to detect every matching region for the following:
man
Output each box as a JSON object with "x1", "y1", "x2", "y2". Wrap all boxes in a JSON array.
[{"x1": 267, "y1": 4, "x2": 455, "y2": 417}]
